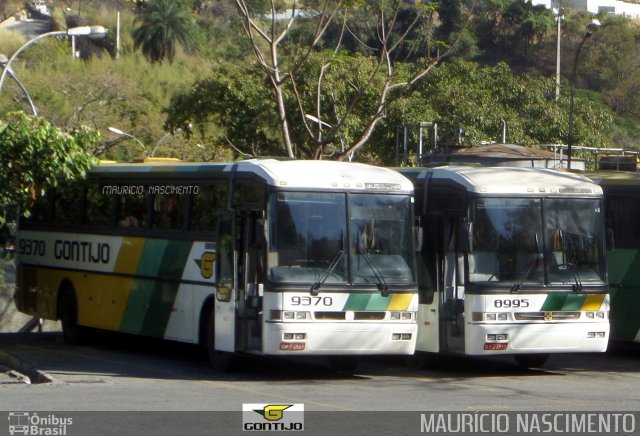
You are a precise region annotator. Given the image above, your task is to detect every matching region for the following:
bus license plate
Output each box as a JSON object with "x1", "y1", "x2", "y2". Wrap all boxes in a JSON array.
[
  {"x1": 483, "y1": 343, "x2": 508, "y2": 351},
  {"x1": 280, "y1": 342, "x2": 305, "y2": 351}
]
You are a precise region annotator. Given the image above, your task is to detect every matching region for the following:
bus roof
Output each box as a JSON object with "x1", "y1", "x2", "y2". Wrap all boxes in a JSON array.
[
  {"x1": 89, "y1": 159, "x2": 414, "y2": 193},
  {"x1": 401, "y1": 166, "x2": 602, "y2": 196}
]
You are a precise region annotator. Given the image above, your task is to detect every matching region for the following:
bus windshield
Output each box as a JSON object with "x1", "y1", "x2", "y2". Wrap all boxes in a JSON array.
[
  {"x1": 468, "y1": 197, "x2": 606, "y2": 288},
  {"x1": 267, "y1": 192, "x2": 415, "y2": 286},
  {"x1": 544, "y1": 198, "x2": 606, "y2": 286}
]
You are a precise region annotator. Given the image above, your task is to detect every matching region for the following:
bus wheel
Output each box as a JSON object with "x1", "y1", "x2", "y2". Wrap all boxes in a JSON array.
[
  {"x1": 328, "y1": 356, "x2": 359, "y2": 373},
  {"x1": 514, "y1": 353, "x2": 549, "y2": 369},
  {"x1": 205, "y1": 310, "x2": 235, "y2": 371},
  {"x1": 59, "y1": 287, "x2": 90, "y2": 345}
]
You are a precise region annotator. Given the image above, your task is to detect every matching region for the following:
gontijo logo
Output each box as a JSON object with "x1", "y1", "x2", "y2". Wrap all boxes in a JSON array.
[{"x1": 242, "y1": 403, "x2": 304, "y2": 431}]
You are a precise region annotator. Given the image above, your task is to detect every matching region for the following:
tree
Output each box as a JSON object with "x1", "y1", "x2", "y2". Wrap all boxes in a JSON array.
[
  {"x1": 227, "y1": 0, "x2": 450, "y2": 160},
  {"x1": 132, "y1": 0, "x2": 194, "y2": 63},
  {"x1": 0, "y1": 111, "x2": 98, "y2": 220}
]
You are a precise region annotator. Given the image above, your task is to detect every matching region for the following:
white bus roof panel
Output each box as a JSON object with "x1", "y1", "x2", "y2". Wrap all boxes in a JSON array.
[
  {"x1": 92, "y1": 159, "x2": 414, "y2": 193},
  {"x1": 418, "y1": 166, "x2": 602, "y2": 196}
]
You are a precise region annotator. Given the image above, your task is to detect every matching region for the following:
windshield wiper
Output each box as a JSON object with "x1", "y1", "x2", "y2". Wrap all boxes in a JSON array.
[
  {"x1": 511, "y1": 253, "x2": 541, "y2": 294},
  {"x1": 569, "y1": 262, "x2": 583, "y2": 292},
  {"x1": 511, "y1": 234, "x2": 542, "y2": 294},
  {"x1": 360, "y1": 251, "x2": 389, "y2": 297},
  {"x1": 310, "y1": 249, "x2": 344, "y2": 296},
  {"x1": 556, "y1": 230, "x2": 583, "y2": 292}
]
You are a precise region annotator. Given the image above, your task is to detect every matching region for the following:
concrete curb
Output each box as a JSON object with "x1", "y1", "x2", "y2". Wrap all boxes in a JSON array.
[{"x1": 0, "y1": 349, "x2": 58, "y2": 384}]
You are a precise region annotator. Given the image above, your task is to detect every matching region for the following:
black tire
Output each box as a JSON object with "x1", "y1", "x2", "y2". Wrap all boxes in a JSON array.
[
  {"x1": 59, "y1": 287, "x2": 91, "y2": 345},
  {"x1": 514, "y1": 353, "x2": 549, "y2": 369},
  {"x1": 328, "y1": 356, "x2": 359, "y2": 373},
  {"x1": 204, "y1": 308, "x2": 235, "y2": 371}
]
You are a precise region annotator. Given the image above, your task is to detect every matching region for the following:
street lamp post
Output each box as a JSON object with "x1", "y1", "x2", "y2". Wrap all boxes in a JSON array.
[
  {"x1": 0, "y1": 25, "x2": 108, "y2": 95},
  {"x1": 107, "y1": 127, "x2": 146, "y2": 152},
  {"x1": 554, "y1": 4, "x2": 564, "y2": 101},
  {"x1": 0, "y1": 54, "x2": 38, "y2": 115},
  {"x1": 567, "y1": 18, "x2": 601, "y2": 170}
]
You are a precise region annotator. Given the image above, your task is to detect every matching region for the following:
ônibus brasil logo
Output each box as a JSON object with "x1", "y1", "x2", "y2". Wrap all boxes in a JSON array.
[
  {"x1": 242, "y1": 404, "x2": 304, "y2": 431},
  {"x1": 8, "y1": 412, "x2": 73, "y2": 435}
]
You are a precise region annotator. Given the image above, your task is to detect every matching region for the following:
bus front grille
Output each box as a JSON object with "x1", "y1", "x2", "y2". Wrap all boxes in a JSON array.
[
  {"x1": 353, "y1": 312, "x2": 386, "y2": 320},
  {"x1": 315, "y1": 312, "x2": 346, "y2": 320},
  {"x1": 514, "y1": 311, "x2": 581, "y2": 321}
]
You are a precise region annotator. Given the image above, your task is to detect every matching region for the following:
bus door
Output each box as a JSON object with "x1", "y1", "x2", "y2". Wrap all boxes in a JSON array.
[
  {"x1": 214, "y1": 209, "x2": 236, "y2": 353},
  {"x1": 232, "y1": 180, "x2": 266, "y2": 353},
  {"x1": 440, "y1": 217, "x2": 465, "y2": 353},
  {"x1": 238, "y1": 211, "x2": 265, "y2": 352}
]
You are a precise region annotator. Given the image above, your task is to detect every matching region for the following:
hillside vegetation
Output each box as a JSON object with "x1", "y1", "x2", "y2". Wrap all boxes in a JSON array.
[{"x1": 0, "y1": 0, "x2": 638, "y2": 164}]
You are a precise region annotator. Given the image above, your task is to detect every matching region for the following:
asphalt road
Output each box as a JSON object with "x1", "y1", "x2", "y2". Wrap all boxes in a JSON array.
[
  {"x1": 0, "y1": 17, "x2": 51, "y2": 41},
  {"x1": 0, "y1": 333, "x2": 639, "y2": 435}
]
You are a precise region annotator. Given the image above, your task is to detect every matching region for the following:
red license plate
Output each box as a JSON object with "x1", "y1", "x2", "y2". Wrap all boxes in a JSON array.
[
  {"x1": 483, "y1": 342, "x2": 508, "y2": 351},
  {"x1": 280, "y1": 342, "x2": 305, "y2": 351}
]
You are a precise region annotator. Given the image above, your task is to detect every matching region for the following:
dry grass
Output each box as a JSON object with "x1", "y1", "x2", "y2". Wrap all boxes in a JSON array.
[{"x1": 0, "y1": 29, "x2": 27, "y2": 58}]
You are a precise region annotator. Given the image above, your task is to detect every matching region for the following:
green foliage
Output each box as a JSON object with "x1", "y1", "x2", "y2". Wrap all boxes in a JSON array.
[
  {"x1": 0, "y1": 111, "x2": 98, "y2": 215},
  {"x1": 372, "y1": 60, "x2": 614, "y2": 163},
  {"x1": 164, "y1": 62, "x2": 281, "y2": 157},
  {"x1": 133, "y1": 0, "x2": 195, "y2": 63},
  {"x1": 0, "y1": 1, "x2": 637, "y2": 166}
]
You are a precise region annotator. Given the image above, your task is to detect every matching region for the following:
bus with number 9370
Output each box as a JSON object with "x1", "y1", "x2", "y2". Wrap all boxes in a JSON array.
[{"x1": 15, "y1": 158, "x2": 419, "y2": 371}]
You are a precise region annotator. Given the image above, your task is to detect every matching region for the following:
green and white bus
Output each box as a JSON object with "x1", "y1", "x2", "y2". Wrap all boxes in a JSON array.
[
  {"x1": 15, "y1": 159, "x2": 418, "y2": 369},
  {"x1": 586, "y1": 170, "x2": 640, "y2": 344},
  {"x1": 399, "y1": 166, "x2": 610, "y2": 368}
]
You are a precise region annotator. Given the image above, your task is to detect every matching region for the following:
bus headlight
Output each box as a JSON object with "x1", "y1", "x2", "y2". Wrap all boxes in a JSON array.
[
  {"x1": 390, "y1": 311, "x2": 413, "y2": 321},
  {"x1": 283, "y1": 333, "x2": 307, "y2": 340},
  {"x1": 472, "y1": 312, "x2": 508, "y2": 322},
  {"x1": 270, "y1": 310, "x2": 309, "y2": 321}
]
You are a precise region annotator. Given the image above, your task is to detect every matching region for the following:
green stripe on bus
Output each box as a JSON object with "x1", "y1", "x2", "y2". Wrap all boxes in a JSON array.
[
  {"x1": 120, "y1": 279, "x2": 155, "y2": 335},
  {"x1": 540, "y1": 294, "x2": 586, "y2": 311},
  {"x1": 136, "y1": 239, "x2": 170, "y2": 277},
  {"x1": 139, "y1": 240, "x2": 192, "y2": 336},
  {"x1": 540, "y1": 294, "x2": 567, "y2": 311},
  {"x1": 342, "y1": 294, "x2": 392, "y2": 311},
  {"x1": 343, "y1": 294, "x2": 371, "y2": 311},
  {"x1": 158, "y1": 240, "x2": 193, "y2": 280},
  {"x1": 561, "y1": 294, "x2": 585, "y2": 311},
  {"x1": 365, "y1": 294, "x2": 392, "y2": 311},
  {"x1": 120, "y1": 239, "x2": 193, "y2": 337}
]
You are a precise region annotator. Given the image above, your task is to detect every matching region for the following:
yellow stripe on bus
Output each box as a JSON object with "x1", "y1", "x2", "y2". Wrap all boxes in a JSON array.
[
  {"x1": 581, "y1": 294, "x2": 605, "y2": 311},
  {"x1": 114, "y1": 237, "x2": 146, "y2": 274},
  {"x1": 387, "y1": 293, "x2": 413, "y2": 311}
]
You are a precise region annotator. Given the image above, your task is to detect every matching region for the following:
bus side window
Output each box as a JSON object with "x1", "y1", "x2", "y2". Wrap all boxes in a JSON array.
[
  {"x1": 190, "y1": 183, "x2": 228, "y2": 232},
  {"x1": 118, "y1": 190, "x2": 148, "y2": 228},
  {"x1": 54, "y1": 185, "x2": 83, "y2": 225},
  {"x1": 153, "y1": 193, "x2": 186, "y2": 230},
  {"x1": 23, "y1": 190, "x2": 52, "y2": 224},
  {"x1": 234, "y1": 180, "x2": 265, "y2": 211},
  {"x1": 86, "y1": 185, "x2": 114, "y2": 227}
]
